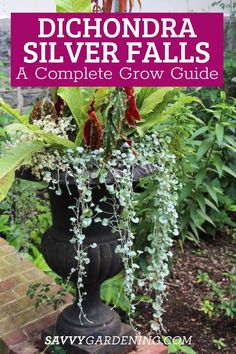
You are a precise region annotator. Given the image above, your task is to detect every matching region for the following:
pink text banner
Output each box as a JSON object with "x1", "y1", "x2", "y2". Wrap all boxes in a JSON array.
[{"x1": 11, "y1": 13, "x2": 224, "y2": 87}]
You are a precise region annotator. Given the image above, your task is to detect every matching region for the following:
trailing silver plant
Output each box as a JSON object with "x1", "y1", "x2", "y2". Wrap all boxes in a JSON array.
[{"x1": 27, "y1": 132, "x2": 179, "y2": 331}]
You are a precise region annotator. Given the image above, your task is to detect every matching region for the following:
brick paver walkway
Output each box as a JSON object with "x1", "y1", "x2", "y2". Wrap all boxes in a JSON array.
[{"x1": 0, "y1": 237, "x2": 70, "y2": 353}]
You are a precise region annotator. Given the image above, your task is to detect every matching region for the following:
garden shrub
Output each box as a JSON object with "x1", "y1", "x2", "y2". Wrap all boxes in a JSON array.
[{"x1": 134, "y1": 90, "x2": 236, "y2": 246}]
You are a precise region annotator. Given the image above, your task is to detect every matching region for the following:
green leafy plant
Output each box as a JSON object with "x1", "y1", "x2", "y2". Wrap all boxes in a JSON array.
[
  {"x1": 163, "y1": 336, "x2": 196, "y2": 354},
  {"x1": 27, "y1": 281, "x2": 70, "y2": 311},
  {"x1": 175, "y1": 93, "x2": 236, "y2": 243},
  {"x1": 55, "y1": 0, "x2": 92, "y2": 12},
  {"x1": 212, "y1": 338, "x2": 227, "y2": 350},
  {"x1": 0, "y1": 98, "x2": 78, "y2": 201},
  {"x1": 1, "y1": 179, "x2": 51, "y2": 255},
  {"x1": 100, "y1": 274, "x2": 130, "y2": 313},
  {"x1": 200, "y1": 299, "x2": 214, "y2": 318},
  {"x1": 52, "y1": 346, "x2": 67, "y2": 354},
  {"x1": 196, "y1": 271, "x2": 209, "y2": 284},
  {"x1": 199, "y1": 268, "x2": 236, "y2": 320},
  {"x1": 40, "y1": 344, "x2": 67, "y2": 354},
  {"x1": 0, "y1": 215, "x2": 10, "y2": 234},
  {"x1": 134, "y1": 89, "x2": 236, "y2": 250}
]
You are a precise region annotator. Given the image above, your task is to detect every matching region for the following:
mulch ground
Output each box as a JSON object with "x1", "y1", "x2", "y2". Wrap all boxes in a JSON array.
[{"x1": 129, "y1": 231, "x2": 236, "y2": 353}]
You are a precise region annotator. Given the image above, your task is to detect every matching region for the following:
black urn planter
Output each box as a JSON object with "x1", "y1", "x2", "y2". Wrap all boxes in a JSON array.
[{"x1": 41, "y1": 181, "x2": 136, "y2": 354}]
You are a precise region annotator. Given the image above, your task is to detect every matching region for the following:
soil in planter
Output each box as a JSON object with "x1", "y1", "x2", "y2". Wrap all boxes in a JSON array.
[{"x1": 122, "y1": 232, "x2": 236, "y2": 353}]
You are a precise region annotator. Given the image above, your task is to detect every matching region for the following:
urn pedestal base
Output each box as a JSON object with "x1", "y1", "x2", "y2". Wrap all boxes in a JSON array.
[
  {"x1": 40, "y1": 185, "x2": 136, "y2": 354},
  {"x1": 42, "y1": 323, "x2": 136, "y2": 354}
]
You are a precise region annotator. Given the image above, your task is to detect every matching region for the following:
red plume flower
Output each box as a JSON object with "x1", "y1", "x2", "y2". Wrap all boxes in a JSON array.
[
  {"x1": 124, "y1": 87, "x2": 141, "y2": 128},
  {"x1": 84, "y1": 111, "x2": 103, "y2": 150}
]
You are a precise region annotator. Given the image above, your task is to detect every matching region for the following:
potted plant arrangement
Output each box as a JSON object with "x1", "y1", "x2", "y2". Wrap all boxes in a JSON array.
[{"x1": 0, "y1": 0, "x2": 183, "y2": 353}]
